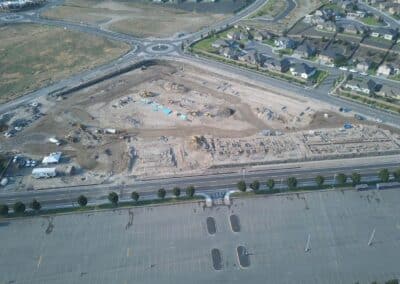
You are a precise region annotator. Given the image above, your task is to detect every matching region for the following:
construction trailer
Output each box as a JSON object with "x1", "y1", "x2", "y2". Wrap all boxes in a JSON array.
[
  {"x1": 32, "y1": 168, "x2": 57, "y2": 179},
  {"x1": 42, "y1": 152, "x2": 62, "y2": 164}
]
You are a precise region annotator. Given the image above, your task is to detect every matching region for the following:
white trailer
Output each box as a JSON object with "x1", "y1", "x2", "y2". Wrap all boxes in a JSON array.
[{"x1": 32, "y1": 168, "x2": 57, "y2": 179}]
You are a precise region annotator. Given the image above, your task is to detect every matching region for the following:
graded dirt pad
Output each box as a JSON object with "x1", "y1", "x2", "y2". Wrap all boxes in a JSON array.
[
  {"x1": 0, "y1": 24, "x2": 130, "y2": 104},
  {"x1": 42, "y1": 0, "x2": 231, "y2": 38},
  {"x1": 1, "y1": 60, "x2": 399, "y2": 185}
]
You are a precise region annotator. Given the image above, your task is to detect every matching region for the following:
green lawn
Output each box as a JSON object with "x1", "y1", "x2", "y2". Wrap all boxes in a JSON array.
[
  {"x1": 192, "y1": 35, "x2": 219, "y2": 53},
  {"x1": 361, "y1": 16, "x2": 385, "y2": 26},
  {"x1": 311, "y1": 70, "x2": 329, "y2": 84}
]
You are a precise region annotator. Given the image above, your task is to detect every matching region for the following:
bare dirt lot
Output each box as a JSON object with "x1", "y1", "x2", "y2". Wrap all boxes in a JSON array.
[
  {"x1": 1, "y1": 61, "x2": 399, "y2": 188},
  {"x1": 42, "y1": 0, "x2": 233, "y2": 38}
]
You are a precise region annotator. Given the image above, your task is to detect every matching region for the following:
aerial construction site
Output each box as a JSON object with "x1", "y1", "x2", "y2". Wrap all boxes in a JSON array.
[{"x1": 1, "y1": 60, "x2": 400, "y2": 189}]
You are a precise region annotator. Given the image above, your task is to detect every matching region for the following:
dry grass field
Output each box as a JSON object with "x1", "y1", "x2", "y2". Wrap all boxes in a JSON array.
[
  {"x1": 43, "y1": 0, "x2": 229, "y2": 38},
  {"x1": 0, "y1": 24, "x2": 130, "y2": 103}
]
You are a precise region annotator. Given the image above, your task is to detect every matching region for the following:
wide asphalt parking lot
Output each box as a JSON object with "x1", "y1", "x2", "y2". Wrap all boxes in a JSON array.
[{"x1": 0, "y1": 188, "x2": 399, "y2": 284}]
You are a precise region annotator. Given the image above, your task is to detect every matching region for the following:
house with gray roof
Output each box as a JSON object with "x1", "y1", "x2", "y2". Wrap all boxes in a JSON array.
[
  {"x1": 289, "y1": 63, "x2": 317, "y2": 79},
  {"x1": 293, "y1": 41, "x2": 317, "y2": 59},
  {"x1": 262, "y1": 57, "x2": 291, "y2": 73}
]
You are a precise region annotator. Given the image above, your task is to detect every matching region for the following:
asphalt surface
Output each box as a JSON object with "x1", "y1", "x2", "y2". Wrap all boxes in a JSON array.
[{"x1": 1, "y1": 188, "x2": 400, "y2": 283}]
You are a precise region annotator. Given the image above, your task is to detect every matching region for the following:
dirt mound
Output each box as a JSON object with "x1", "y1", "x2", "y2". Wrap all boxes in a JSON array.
[{"x1": 217, "y1": 107, "x2": 235, "y2": 117}]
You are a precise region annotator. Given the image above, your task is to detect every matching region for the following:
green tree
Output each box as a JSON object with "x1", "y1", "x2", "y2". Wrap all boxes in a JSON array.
[
  {"x1": 393, "y1": 168, "x2": 400, "y2": 182},
  {"x1": 13, "y1": 202, "x2": 26, "y2": 214},
  {"x1": 266, "y1": 179, "x2": 275, "y2": 190},
  {"x1": 173, "y1": 187, "x2": 181, "y2": 198},
  {"x1": 30, "y1": 199, "x2": 41, "y2": 211},
  {"x1": 379, "y1": 168, "x2": 390, "y2": 183},
  {"x1": 77, "y1": 195, "x2": 88, "y2": 207},
  {"x1": 385, "y1": 280, "x2": 399, "y2": 284},
  {"x1": 0, "y1": 204, "x2": 9, "y2": 216},
  {"x1": 351, "y1": 172, "x2": 361, "y2": 186},
  {"x1": 287, "y1": 177, "x2": 298, "y2": 190},
  {"x1": 250, "y1": 180, "x2": 260, "y2": 191},
  {"x1": 158, "y1": 188, "x2": 166, "y2": 199},
  {"x1": 315, "y1": 175, "x2": 325, "y2": 187},
  {"x1": 237, "y1": 180, "x2": 247, "y2": 192},
  {"x1": 336, "y1": 173, "x2": 347, "y2": 186},
  {"x1": 108, "y1": 192, "x2": 119, "y2": 206},
  {"x1": 186, "y1": 185, "x2": 195, "y2": 198},
  {"x1": 131, "y1": 191, "x2": 139, "y2": 202}
]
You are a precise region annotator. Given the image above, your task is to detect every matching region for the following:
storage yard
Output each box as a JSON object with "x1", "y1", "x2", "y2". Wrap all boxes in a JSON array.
[{"x1": 0, "y1": 61, "x2": 399, "y2": 188}]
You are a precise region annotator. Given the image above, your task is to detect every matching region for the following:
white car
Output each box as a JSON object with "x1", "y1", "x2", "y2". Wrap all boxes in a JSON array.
[
  {"x1": 349, "y1": 69, "x2": 357, "y2": 73},
  {"x1": 374, "y1": 118, "x2": 383, "y2": 123},
  {"x1": 360, "y1": 72, "x2": 368, "y2": 76},
  {"x1": 339, "y1": 66, "x2": 348, "y2": 71}
]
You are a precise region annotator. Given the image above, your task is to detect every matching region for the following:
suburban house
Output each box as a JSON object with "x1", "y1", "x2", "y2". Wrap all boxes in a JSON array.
[
  {"x1": 238, "y1": 50, "x2": 262, "y2": 65},
  {"x1": 274, "y1": 37, "x2": 296, "y2": 49},
  {"x1": 289, "y1": 63, "x2": 317, "y2": 79},
  {"x1": 338, "y1": 23, "x2": 359, "y2": 34},
  {"x1": 316, "y1": 21, "x2": 337, "y2": 32},
  {"x1": 220, "y1": 46, "x2": 240, "y2": 60},
  {"x1": 377, "y1": 64, "x2": 394, "y2": 76},
  {"x1": 344, "y1": 79, "x2": 382, "y2": 95},
  {"x1": 379, "y1": 2, "x2": 400, "y2": 15},
  {"x1": 318, "y1": 49, "x2": 345, "y2": 66},
  {"x1": 341, "y1": 0, "x2": 355, "y2": 10},
  {"x1": 227, "y1": 31, "x2": 241, "y2": 40},
  {"x1": 293, "y1": 41, "x2": 317, "y2": 58},
  {"x1": 346, "y1": 10, "x2": 367, "y2": 19},
  {"x1": 356, "y1": 60, "x2": 371, "y2": 72},
  {"x1": 253, "y1": 30, "x2": 274, "y2": 41},
  {"x1": 262, "y1": 57, "x2": 291, "y2": 73},
  {"x1": 212, "y1": 39, "x2": 231, "y2": 49},
  {"x1": 304, "y1": 12, "x2": 330, "y2": 24},
  {"x1": 370, "y1": 28, "x2": 398, "y2": 41}
]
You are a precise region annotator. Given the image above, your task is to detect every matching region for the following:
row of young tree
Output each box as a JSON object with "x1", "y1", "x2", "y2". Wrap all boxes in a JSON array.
[
  {"x1": 236, "y1": 168, "x2": 400, "y2": 192},
  {"x1": 1, "y1": 168, "x2": 399, "y2": 216},
  {"x1": 0, "y1": 186, "x2": 197, "y2": 216}
]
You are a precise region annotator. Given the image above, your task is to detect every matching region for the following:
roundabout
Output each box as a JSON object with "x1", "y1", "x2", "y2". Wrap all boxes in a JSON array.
[{"x1": 146, "y1": 43, "x2": 175, "y2": 54}]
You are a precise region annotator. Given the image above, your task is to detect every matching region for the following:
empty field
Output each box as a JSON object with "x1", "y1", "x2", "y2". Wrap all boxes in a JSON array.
[
  {"x1": 243, "y1": 0, "x2": 327, "y2": 34},
  {"x1": 0, "y1": 24, "x2": 130, "y2": 104},
  {"x1": 250, "y1": 0, "x2": 286, "y2": 19},
  {"x1": 42, "y1": 0, "x2": 236, "y2": 38}
]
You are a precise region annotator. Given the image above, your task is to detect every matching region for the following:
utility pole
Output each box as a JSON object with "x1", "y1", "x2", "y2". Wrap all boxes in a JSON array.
[{"x1": 333, "y1": 173, "x2": 337, "y2": 190}]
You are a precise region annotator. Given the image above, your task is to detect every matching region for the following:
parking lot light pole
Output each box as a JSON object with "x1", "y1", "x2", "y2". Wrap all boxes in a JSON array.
[{"x1": 333, "y1": 173, "x2": 337, "y2": 190}]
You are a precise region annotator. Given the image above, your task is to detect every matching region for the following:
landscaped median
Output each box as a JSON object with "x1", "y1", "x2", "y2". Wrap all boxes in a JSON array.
[
  {"x1": 0, "y1": 187, "x2": 202, "y2": 219},
  {"x1": 335, "y1": 90, "x2": 400, "y2": 114},
  {"x1": 231, "y1": 168, "x2": 400, "y2": 198}
]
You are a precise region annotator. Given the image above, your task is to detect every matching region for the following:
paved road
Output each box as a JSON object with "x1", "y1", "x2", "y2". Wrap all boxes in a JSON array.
[{"x1": 1, "y1": 156, "x2": 399, "y2": 208}]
